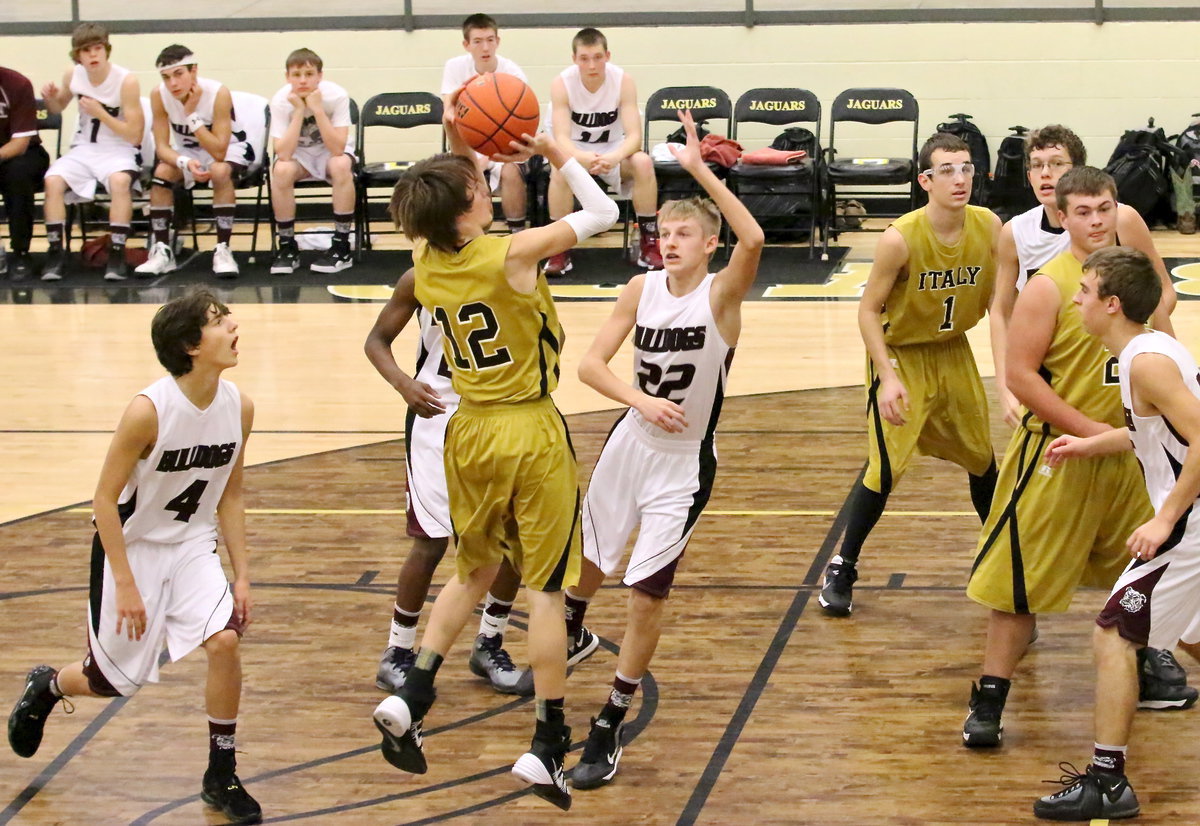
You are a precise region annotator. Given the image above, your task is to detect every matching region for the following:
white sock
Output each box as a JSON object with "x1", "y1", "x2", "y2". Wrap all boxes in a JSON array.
[
  {"x1": 479, "y1": 594, "x2": 513, "y2": 638},
  {"x1": 389, "y1": 604, "x2": 420, "y2": 649}
]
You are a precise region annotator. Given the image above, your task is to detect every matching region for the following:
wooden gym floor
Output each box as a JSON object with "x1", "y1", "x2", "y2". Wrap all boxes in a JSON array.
[{"x1": 3, "y1": 228, "x2": 1200, "y2": 824}]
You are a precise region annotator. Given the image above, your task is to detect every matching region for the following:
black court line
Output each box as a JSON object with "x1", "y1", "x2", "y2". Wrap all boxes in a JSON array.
[
  {"x1": 675, "y1": 466, "x2": 862, "y2": 825},
  {"x1": 355, "y1": 570, "x2": 379, "y2": 586}
]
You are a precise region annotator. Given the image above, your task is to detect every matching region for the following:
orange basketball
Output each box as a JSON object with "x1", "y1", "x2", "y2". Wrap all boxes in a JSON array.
[{"x1": 455, "y1": 72, "x2": 541, "y2": 160}]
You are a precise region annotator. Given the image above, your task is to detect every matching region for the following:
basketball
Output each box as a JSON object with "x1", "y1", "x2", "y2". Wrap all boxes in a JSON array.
[{"x1": 454, "y1": 72, "x2": 541, "y2": 160}]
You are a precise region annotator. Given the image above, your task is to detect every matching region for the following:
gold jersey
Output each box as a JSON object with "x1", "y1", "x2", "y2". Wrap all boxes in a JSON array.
[
  {"x1": 413, "y1": 235, "x2": 564, "y2": 404},
  {"x1": 1021, "y1": 251, "x2": 1123, "y2": 436},
  {"x1": 884, "y1": 204, "x2": 996, "y2": 346}
]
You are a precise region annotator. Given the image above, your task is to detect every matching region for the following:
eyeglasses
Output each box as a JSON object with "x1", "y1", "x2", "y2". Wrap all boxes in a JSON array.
[
  {"x1": 922, "y1": 162, "x2": 975, "y2": 179},
  {"x1": 1029, "y1": 160, "x2": 1072, "y2": 173}
]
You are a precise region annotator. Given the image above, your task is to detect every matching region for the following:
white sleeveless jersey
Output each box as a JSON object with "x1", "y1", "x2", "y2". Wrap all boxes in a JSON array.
[
  {"x1": 559, "y1": 63, "x2": 624, "y2": 146},
  {"x1": 69, "y1": 62, "x2": 134, "y2": 148},
  {"x1": 158, "y1": 76, "x2": 252, "y2": 164},
  {"x1": 116, "y1": 377, "x2": 243, "y2": 545},
  {"x1": 1010, "y1": 205, "x2": 1069, "y2": 290},
  {"x1": 630, "y1": 272, "x2": 733, "y2": 443},
  {"x1": 413, "y1": 307, "x2": 458, "y2": 406},
  {"x1": 1120, "y1": 331, "x2": 1200, "y2": 516}
]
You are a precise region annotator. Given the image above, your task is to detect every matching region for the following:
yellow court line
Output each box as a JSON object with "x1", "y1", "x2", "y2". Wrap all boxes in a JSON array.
[{"x1": 64, "y1": 507, "x2": 979, "y2": 517}]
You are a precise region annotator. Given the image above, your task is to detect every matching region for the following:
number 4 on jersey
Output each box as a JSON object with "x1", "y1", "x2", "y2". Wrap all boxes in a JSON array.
[{"x1": 165, "y1": 479, "x2": 209, "y2": 523}]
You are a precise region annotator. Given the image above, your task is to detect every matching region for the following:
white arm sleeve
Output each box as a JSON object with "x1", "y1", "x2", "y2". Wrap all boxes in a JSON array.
[{"x1": 558, "y1": 158, "x2": 620, "y2": 241}]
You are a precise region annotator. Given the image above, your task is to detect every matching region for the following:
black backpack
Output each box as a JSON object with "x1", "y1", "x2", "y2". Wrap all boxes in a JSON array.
[
  {"x1": 988, "y1": 125, "x2": 1038, "y2": 222},
  {"x1": 936, "y1": 113, "x2": 990, "y2": 206},
  {"x1": 1103, "y1": 119, "x2": 1184, "y2": 222},
  {"x1": 771, "y1": 126, "x2": 819, "y2": 158},
  {"x1": 1175, "y1": 114, "x2": 1200, "y2": 164}
]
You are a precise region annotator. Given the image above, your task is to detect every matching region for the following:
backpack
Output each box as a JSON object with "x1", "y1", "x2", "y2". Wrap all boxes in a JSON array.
[
  {"x1": 936, "y1": 113, "x2": 990, "y2": 206},
  {"x1": 1104, "y1": 119, "x2": 1176, "y2": 222},
  {"x1": 771, "y1": 126, "x2": 818, "y2": 158},
  {"x1": 1175, "y1": 114, "x2": 1200, "y2": 165},
  {"x1": 988, "y1": 125, "x2": 1038, "y2": 222}
]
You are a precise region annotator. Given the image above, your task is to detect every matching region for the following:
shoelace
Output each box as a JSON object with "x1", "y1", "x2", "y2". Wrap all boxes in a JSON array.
[
  {"x1": 391, "y1": 648, "x2": 417, "y2": 670},
  {"x1": 1041, "y1": 762, "x2": 1091, "y2": 798},
  {"x1": 1154, "y1": 648, "x2": 1183, "y2": 671},
  {"x1": 484, "y1": 642, "x2": 516, "y2": 673}
]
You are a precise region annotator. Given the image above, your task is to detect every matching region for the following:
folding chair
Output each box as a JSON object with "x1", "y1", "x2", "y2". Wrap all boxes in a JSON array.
[
  {"x1": 727, "y1": 87, "x2": 822, "y2": 256},
  {"x1": 824, "y1": 87, "x2": 919, "y2": 249},
  {"x1": 355, "y1": 91, "x2": 443, "y2": 252},
  {"x1": 643, "y1": 85, "x2": 733, "y2": 206}
]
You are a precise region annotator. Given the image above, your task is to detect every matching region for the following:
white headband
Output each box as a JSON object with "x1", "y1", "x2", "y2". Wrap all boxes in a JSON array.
[{"x1": 157, "y1": 54, "x2": 198, "y2": 72}]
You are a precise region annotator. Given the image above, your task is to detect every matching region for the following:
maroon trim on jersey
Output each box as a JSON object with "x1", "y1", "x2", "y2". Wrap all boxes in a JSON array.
[
  {"x1": 81, "y1": 645, "x2": 122, "y2": 698},
  {"x1": 0, "y1": 66, "x2": 40, "y2": 148}
]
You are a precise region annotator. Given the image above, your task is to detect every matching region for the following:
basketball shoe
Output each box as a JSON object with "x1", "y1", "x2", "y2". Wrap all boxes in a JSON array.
[
  {"x1": 818, "y1": 555, "x2": 857, "y2": 616},
  {"x1": 1033, "y1": 763, "x2": 1139, "y2": 820},
  {"x1": 311, "y1": 239, "x2": 353, "y2": 273},
  {"x1": 8, "y1": 665, "x2": 61, "y2": 758},
  {"x1": 545, "y1": 251, "x2": 572, "y2": 276},
  {"x1": 567, "y1": 626, "x2": 599, "y2": 666},
  {"x1": 571, "y1": 716, "x2": 624, "y2": 790},
  {"x1": 468, "y1": 634, "x2": 534, "y2": 696},
  {"x1": 962, "y1": 679, "x2": 1008, "y2": 747},
  {"x1": 270, "y1": 243, "x2": 300, "y2": 275},
  {"x1": 512, "y1": 721, "x2": 572, "y2": 810},
  {"x1": 374, "y1": 693, "x2": 429, "y2": 774},
  {"x1": 212, "y1": 242, "x2": 239, "y2": 278},
  {"x1": 136, "y1": 241, "x2": 177, "y2": 276},
  {"x1": 637, "y1": 232, "x2": 663, "y2": 269},
  {"x1": 375, "y1": 646, "x2": 416, "y2": 692},
  {"x1": 41, "y1": 248, "x2": 66, "y2": 281},
  {"x1": 201, "y1": 772, "x2": 263, "y2": 825},
  {"x1": 1137, "y1": 647, "x2": 1198, "y2": 710}
]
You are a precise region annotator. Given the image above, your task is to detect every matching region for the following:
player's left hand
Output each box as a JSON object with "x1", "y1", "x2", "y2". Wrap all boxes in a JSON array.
[
  {"x1": 667, "y1": 110, "x2": 704, "y2": 171},
  {"x1": 495, "y1": 132, "x2": 551, "y2": 164},
  {"x1": 78, "y1": 95, "x2": 103, "y2": 118},
  {"x1": 303, "y1": 87, "x2": 323, "y2": 112},
  {"x1": 189, "y1": 159, "x2": 211, "y2": 183},
  {"x1": 232, "y1": 577, "x2": 253, "y2": 630},
  {"x1": 1128, "y1": 517, "x2": 1170, "y2": 561},
  {"x1": 589, "y1": 153, "x2": 619, "y2": 175}
]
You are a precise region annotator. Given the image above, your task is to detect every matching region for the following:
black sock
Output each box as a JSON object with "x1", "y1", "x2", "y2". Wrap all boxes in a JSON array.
[
  {"x1": 333, "y1": 212, "x2": 353, "y2": 249},
  {"x1": 214, "y1": 205, "x2": 235, "y2": 245},
  {"x1": 402, "y1": 649, "x2": 442, "y2": 716},
  {"x1": 207, "y1": 717, "x2": 237, "y2": 778},
  {"x1": 978, "y1": 675, "x2": 1011, "y2": 701},
  {"x1": 506, "y1": 216, "x2": 526, "y2": 233},
  {"x1": 150, "y1": 208, "x2": 172, "y2": 246},
  {"x1": 46, "y1": 221, "x2": 65, "y2": 250},
  {"x1": 536, "y1": 697, "x2": 566, "y2": 729},
  {"x1": 838, "y1": 482, "x2": 889, "y2": 565},
  {"x1": 277, "y1": 220, "x2": 296, "y2": 248},
  {"x1": 598, "y1": 673, "x2": 640, "y2": 728},
  {"x1": 108, "y1": 223, "x2": 130, "y2": 266},
  {"x1": 565, "y1": 592, "x2": 590, "y2": 639},
  {"x1": 968, "y1": 460, "x2": 998, "y2": 523}
]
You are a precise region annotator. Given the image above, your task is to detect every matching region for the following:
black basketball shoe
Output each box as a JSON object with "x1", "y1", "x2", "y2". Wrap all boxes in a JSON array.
[
  {"x1": 1033, "y1": 763, "x2": 1139, "y2": 820},
  {"x1": 962, "y1": 680, "x2": 1007, "y2": 748},
  {"x1": 8, "y1": 665, "x2": 61, "y2": 758},
  {"x1": 201, "y1": 772, "x2": 263, "y2": 825},
  {"x1": 373, "y1": 693, "x2": 428, "y2": 774},
  {"x1": 1138, "y1": 647, "x2": 1198, "y2": 710},
  {"x1": 571, "y1": 716, "x2": 624, "y2": 790},
  {"x1": 818, "y1": 555, "x2": 858, "y2": 616},
  {"x1": 567, "y1": 626, "x2": 599, "y2": 667},
  {"x1": 512, "y1": 722, "x2": 572, "y2": 810}
]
